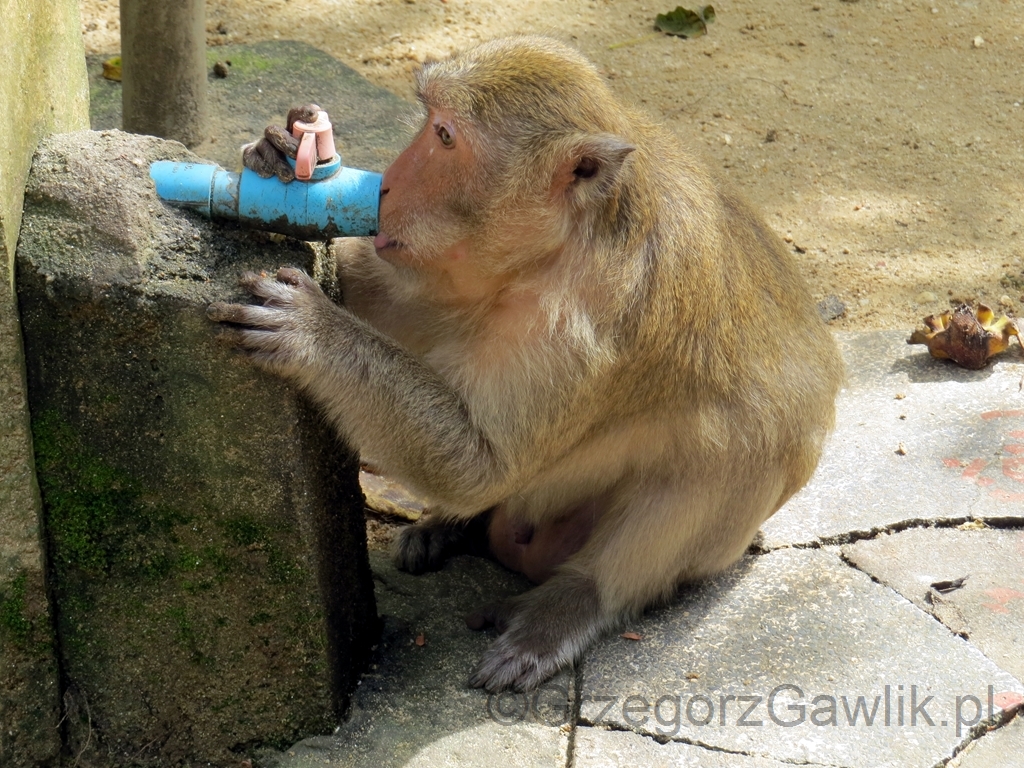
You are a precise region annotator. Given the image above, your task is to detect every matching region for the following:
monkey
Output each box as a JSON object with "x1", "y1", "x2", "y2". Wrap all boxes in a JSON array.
[{"x1": 209, "y1": 36, "x2": 844, "y2": 693}]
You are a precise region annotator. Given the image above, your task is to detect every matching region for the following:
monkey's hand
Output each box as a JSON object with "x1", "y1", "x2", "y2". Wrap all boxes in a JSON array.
[
  {"x1": 209, "y1": 268, "x2": 510, "y2": 513},
  {"x1": 241, "y1": 103, "x2": 321, "y2": 183},
  {"x1": 467, "y1": 572, "x2": 611, "y2": 692},
  {"x1": 207, "y1": 267, "x2": 336, "y2": 378}
]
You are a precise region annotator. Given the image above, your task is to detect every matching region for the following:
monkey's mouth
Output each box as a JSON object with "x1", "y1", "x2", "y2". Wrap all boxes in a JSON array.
[{"x1": 373, "y1": 232, "x2": 405, "y2": 253}]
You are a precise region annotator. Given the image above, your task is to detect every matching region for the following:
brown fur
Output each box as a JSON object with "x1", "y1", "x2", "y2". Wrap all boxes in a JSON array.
[{"x1": 210, "y1": 36, "x2": 843, "y2": 692}]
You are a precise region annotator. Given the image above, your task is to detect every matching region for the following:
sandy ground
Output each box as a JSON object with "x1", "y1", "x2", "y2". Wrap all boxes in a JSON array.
[{"x1": 79, "y1": 0, "x2": 1024, "y2": 333}]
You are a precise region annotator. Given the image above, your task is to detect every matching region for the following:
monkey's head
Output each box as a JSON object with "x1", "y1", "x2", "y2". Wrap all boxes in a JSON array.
[{"x1": 375, "y1": 37, "x2": 636, "y2": 278}]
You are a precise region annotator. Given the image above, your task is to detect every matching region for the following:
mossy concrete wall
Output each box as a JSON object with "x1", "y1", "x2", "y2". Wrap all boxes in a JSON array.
[
  {"x1": 16, "y1": 130, "x2": 377, "y2": 766},
  {"x1": 0, "y1": 1, "x2": 89, "y2": 765}
]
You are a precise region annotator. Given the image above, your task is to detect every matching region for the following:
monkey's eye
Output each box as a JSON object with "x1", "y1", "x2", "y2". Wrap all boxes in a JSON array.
[{"x1": 437, "y1": 124, "x2": 455, "y2": 147}]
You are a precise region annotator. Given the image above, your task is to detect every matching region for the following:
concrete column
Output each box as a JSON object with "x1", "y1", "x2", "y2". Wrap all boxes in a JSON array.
[{"x1": 120, "y1": 0, "x2": 208, "y2": 147}]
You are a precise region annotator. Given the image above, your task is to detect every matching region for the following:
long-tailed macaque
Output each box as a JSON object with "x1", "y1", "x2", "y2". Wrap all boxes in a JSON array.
[{"x1": 210, "y1": 36, "x2": 843, "y2": 692}]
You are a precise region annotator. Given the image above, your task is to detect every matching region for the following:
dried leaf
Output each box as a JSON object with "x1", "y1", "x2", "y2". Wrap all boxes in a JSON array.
[
  {"x1": 620, "y1": 631, "x2": 643, "y2": 641},
  {"x1": 415, "y1": 633, "x2": 426, "y2": 647},
  {"x1": 655, "y1": 5, "x2": 716, "y2": 38},
  {"x1": 908, "y1": 303, "x2": 1020, "y2": 369},
  {"x1": 102, "y1": 56, "x2": 122, "y2": 82}
]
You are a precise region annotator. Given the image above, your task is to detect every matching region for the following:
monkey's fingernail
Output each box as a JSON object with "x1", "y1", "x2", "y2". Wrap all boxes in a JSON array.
[{"x1": 277, "y1": 267, "x2": 304, "y2": 285}]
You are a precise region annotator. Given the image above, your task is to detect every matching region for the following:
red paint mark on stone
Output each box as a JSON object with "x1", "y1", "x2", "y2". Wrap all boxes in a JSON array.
[
  {"x1": 961, "y1": 458, "x2": 987, "y2": 479},
  {"x1": 981, "y1": 587, "x2": 1024, "y2": 614},
  {"x1": 994, "y1": 692, "x2": 1024, "y2": 711},
  {"x1": 982, "y1": 603, "x2": 1009, "y2": 614},
  {"x1": 1005, "y1": 444, "x2": 1024, "y2": 455},
  {"x1": 1010, "y1": 431, "x2": 1024, "y2": 439},
  {"x1": 943, "y1": 458, "x2": 963, "y2": 468},
  {"x1": 982, "y1": 410, "x2": 1024, "y2": 420},
  {"x1": 961, "y1": 459, "x2": 994, "y2": 486},
  {"x1": 1004, "y1": 457, "x2": 1024, "y2": 484}
]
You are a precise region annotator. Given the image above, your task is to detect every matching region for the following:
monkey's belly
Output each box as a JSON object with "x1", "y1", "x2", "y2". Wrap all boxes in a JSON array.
[{"x1": 487, "y1": 503, "x2": 597, "y2": 584}]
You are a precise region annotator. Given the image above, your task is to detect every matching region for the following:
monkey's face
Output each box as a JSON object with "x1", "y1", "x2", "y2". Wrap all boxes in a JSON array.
[{"x1": 375, "y1": 107, "x2": 485, "y2": 268}]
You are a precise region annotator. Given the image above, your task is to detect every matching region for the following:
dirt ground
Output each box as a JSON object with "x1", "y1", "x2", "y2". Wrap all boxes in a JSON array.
[{"x1": 79, "y1": 0, "x2": 1024, "y2": 333}]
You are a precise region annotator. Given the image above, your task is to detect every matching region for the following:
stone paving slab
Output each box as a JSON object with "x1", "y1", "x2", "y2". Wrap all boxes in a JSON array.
[
  {"x1": 580, "y1": 547, "x2": 1023, "y2": 768},
  {"x1": 764, "y1": 331, "x2": 1024, "y2": 548},
  {"x1": 843, "y1": 527, "x2": 1024, "y2": 682},
  {"x1": 573, "y1": 728, "x2": 800, "y2": 767},
  {"x1": 262, "y1": 552, "x2": 569, "y2": 768},
  {"x1": 948, "y1": 712, "x2": 1024, "y2": 768}
]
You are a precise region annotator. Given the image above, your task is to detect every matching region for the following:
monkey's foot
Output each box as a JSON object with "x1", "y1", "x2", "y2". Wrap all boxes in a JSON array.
[
  {"x1": 467, "y1": 573, "x2": 610, "y2": 692},
  {"x1": 393, "y1": 521, "x2": 471, "y2": 574}
]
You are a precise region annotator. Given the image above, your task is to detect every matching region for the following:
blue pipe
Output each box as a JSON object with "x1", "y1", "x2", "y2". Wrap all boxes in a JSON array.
[{"x1": 150, "y1": 157, "x2": 381, "y2": 240}]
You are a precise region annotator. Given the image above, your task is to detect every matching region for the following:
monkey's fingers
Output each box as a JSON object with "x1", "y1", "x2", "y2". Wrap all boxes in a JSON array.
[
  {"x1": 206, "y1": 301, "x2": 289, "y2": 329},
  {"x1": 237, "y1": 270, "x2": 308, "y2": 306},
  {"x1": 211, "y1": 326, "x2": 299, "y2": 377},
  {"x1": 275, "y1": 266, "x2": 317, "y2": 290},
  {"x1": 241, "y1": 138, "x2": 295, "y2": 182},
  {"x1": 207, "y1": 301, "x2": 245, "y2": 324},
  {"x1": 285, "y1": 103, "x2": 322, "y2": 131},
  {"x1": 263, "y1": 124, "x2": 301, "y2": 160}
]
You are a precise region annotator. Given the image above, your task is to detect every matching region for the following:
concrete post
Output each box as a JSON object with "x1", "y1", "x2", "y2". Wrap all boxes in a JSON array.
[
  {"x1": 0, "y1": 1, "x2": 89, "y2": 764},
  {"x1": 17, "y1": 130, "x2": 378, "y2": 765},
  {"x1": 120, "y1": 0, "x2": 208, "y2": 147}
]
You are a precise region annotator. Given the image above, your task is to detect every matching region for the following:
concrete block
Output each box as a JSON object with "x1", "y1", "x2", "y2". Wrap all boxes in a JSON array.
[{"x1": 16, "y1": 129, "x2": 376, "y2": 766}]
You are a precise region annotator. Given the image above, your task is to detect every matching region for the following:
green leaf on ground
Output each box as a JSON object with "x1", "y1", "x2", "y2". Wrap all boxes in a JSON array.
[{"x1": 655, "y1": 5, "x2": 716, "y2": 38}]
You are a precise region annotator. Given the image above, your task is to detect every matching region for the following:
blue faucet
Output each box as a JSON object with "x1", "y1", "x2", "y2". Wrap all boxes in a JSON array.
[{"x1": 149, "y1": 110, "x2": 381, "y2": 240}]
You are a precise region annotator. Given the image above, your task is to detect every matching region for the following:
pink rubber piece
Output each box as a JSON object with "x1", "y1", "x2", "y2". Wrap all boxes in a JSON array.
[
  {"x1": 294, "y1": 132, "x2": 316, "y2": 180},
  {"x1": 291, "y1": 110, "x2": 337, "y2": 181}
]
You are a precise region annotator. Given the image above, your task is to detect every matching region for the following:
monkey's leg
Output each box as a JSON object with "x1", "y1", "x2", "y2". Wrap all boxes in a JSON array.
[
  {"x1": 467, "y1": 565, "x2": 608, "y2": 692},
  {"x1": 468, "y1": 477, "x2": 775, "y2": 692},
  {"x1": 396, "y1": 501, "x2": 593, "y2": 583},
  {"x1": 393, "y1": 513, "x2": 490, "y2": 574}
]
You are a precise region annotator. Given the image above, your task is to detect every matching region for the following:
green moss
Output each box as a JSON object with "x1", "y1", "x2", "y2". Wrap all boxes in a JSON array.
[
  {"x1": 164, "y1": 604, "x2": 214, "y2": 667},
  {"x1": 207, "y1": 48, "x2": 277, "y2": 73},
  {"x1": 221, "y1": 516, "x2": 295, "y2": 583},
  {"x1": 0, "y1": 574, "x2": 33, "y2": 647},
  {"x1": 32, "y1": 411, "x2": 137, "y2": 576},
  {"x1": 248, "y1": 610, "x2": 272, "y2": 626},
  {"x1": 31, "y1": 410, "x2": 191, "y2": 581},
  {"x1": 222, "y1": 516, "x2": 269, "y2": 548}
]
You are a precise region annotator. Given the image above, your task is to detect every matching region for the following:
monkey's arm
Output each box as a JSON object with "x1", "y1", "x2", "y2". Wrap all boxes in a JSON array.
[{"x1": 208, "y1": 267, "x2": 518, "y2": 514}]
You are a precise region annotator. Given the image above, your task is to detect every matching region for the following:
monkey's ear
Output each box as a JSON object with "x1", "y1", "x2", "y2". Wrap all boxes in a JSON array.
[{"x1": 554, "y1": 134, "x2": 636, "y2": 203}]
